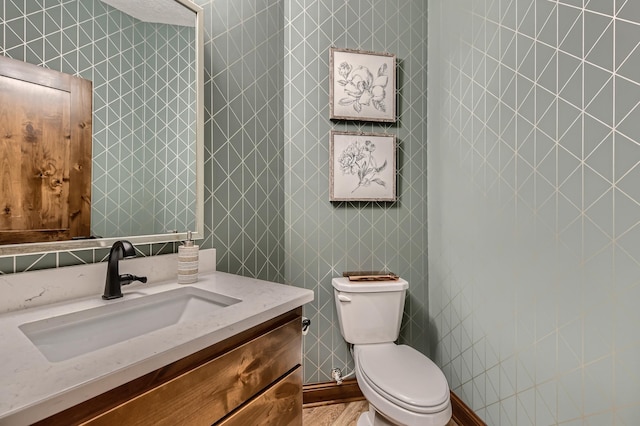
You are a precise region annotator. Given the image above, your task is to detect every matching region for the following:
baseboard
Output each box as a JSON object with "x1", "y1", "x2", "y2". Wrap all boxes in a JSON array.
[
  {"x1": 450, "y1": 391, "x2": 487, "y2": 425},
  {"x1": 302, "y1": 379, "x2": 365, "y2": 408},
  {"x1": 303, "y1": 380, "x2": 486, "y2": 425}
]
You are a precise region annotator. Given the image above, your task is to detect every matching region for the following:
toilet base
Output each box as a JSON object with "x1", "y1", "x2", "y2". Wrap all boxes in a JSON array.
[
  {"x1": 357, "y1": 400, "x2": 452, "y2": 426},
  {"x1": 357, "y1": 404, "x2": 395, "y2": 426},
  {"x1": 357, "y1": 402, "x2": 452, "y2": 426}
]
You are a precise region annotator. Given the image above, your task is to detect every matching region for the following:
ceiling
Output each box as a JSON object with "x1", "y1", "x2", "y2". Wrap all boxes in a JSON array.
[{"x1": 99, "y1": 0, "x2": 195, "y2": 27}]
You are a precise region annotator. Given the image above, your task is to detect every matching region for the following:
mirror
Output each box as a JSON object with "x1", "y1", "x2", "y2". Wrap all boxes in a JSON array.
[{"x1": 0, "y1": 0, "x2": 204, "y2": 255}]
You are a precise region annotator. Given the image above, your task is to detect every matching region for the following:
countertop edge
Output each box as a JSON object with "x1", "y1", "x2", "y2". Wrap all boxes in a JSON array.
[{"x1": 0, "y1": 271, "x2": 313, "y2": 425}]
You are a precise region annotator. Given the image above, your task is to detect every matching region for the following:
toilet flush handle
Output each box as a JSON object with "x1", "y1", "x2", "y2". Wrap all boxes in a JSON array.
[{"x1": 337, "y1": 293, "x2": 351, "y2": 302}]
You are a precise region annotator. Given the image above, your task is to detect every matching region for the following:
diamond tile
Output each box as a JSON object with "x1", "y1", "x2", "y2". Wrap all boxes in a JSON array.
[
  {"x1": 284, "y1": 0, "x2": 427, "y2": 383},
  {"x1": 430, "y1": 0, "x2": 640, "y2": 423}
]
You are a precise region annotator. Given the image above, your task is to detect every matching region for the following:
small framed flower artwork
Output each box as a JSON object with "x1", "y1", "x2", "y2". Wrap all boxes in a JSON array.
[
  {"x1": 330, "y1": 47, "x2": 396, "y2": 122},
  {"x1": 330, "y1": 131, "x2": 396, "y2": 202}
]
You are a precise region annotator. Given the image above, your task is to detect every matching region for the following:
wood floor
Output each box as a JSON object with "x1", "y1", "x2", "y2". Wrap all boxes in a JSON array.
[
  {"x1": 303, "y1": 401, "x2": 459, "y2": 426},
  {"x1": 303, "y1": 400, "x2": 369, "y2": 426}
]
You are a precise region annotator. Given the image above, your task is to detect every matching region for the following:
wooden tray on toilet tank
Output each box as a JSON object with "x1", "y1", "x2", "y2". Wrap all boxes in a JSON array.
[{"x1": 342, "y1": 271, "x2": 399, "y2": 281}]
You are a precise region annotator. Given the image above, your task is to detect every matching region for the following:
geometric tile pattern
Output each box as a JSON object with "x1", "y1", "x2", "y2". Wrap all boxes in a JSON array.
[
  {"x1": 284, "y1": 0, "x2": 428, "y2": 383},
  {"x1": 195, "y1": 0, "x2": 286, "y2": 282},
  {"x1": 0, "y1": 0, "x2": 196, "y2": 239},
  {"x1": 1, "y1": 0, "x2": 429, "y2": 388},
  {"x1": 0, "y1": 241, "x2": 177, "y2": 274},
  {"x1": 428, "y1": 0, "x2": 640, "y2": 423}
]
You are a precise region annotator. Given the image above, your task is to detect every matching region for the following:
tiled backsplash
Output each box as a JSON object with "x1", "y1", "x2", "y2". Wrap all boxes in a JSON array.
[{"x1": 0, "y1": 242, "x2": 177, "y2": 275}]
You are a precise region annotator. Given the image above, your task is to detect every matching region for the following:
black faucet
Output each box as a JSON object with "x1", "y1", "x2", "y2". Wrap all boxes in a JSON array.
[{"x1": 102, "y1": 240, "x2": 147, "y2": 300}]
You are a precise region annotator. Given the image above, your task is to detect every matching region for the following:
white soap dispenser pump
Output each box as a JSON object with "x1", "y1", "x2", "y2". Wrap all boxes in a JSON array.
[{"x1": 177, "y1": 230, "x2": 199, "y2": 284}]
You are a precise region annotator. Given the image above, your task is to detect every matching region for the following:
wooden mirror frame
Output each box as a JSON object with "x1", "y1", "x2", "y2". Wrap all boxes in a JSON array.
[{"x1": 0, "y1": 0, "x2": 204, "y2": 256}]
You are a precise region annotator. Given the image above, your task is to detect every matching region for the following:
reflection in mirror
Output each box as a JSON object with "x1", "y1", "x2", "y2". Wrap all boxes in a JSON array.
[
  {"x1": 0, "y1": 56, "x2": 93, "y2": 245},
  {"x1": 0, "y1": 0, "x2": 203, "y2": 254}
]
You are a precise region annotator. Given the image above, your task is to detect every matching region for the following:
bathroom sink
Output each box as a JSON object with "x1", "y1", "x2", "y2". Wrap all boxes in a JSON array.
[{"x1": 19, "y1": 287, "x2": 241, "y2": 362}]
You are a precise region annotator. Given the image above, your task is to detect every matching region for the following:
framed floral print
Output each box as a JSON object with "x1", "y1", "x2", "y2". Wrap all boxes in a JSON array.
[
  {"x1": 330, "y1": 47, "x2": 396, "y2": 122},
  {"x1": 330, "y1": 131, "x2": 396, "y2": 202}
]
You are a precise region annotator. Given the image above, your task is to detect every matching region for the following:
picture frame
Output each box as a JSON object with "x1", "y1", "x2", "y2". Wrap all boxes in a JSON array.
[
  {"x1": 330, "y1": 131, "x2": 396, "y2": 202},
  {"x1": 329, "y1": 47, "x2": 396, "y2": 122}
]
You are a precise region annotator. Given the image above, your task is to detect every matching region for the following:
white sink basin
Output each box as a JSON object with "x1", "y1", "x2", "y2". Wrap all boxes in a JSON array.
[{"x1": 19, "y1": 287, "x2": 241, "y2": 362}]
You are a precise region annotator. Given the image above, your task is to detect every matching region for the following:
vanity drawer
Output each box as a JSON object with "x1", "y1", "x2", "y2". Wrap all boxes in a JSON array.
[
  {"x1": 83, "y1": 316, "x2": 302, "y2": 426},
  {"x1": 217, "y1": 366, "x2": 302, "y2": 426}
]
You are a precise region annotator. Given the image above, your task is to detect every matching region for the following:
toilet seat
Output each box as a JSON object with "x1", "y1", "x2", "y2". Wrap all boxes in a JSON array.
[{"x1": 356, "y1": 343, "x2": 450, "y2": 414}]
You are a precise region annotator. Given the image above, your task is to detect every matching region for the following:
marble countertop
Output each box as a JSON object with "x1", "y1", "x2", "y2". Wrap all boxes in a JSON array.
[{"x1": 0, "y1": 270, "x2": 313, "y2": 425}]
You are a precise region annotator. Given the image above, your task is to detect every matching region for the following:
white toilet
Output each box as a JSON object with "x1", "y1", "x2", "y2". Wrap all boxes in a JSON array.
[{"x1": 332, "y1": 277, "x2": 452, "y2": 426}]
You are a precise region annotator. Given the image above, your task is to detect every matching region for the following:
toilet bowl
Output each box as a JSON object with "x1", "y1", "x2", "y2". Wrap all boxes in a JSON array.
[
  {"x1": 354, "y1": 344, "x2": 451, "y2": 426},
  {"x1": 332, "y1": 277, "x2": 452, "y2": 426}
]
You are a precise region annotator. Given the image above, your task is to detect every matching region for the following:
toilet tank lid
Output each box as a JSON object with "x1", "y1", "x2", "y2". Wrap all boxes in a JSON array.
[{"x1": 332, "y1": 277, "x2": 408, "y2": 292}]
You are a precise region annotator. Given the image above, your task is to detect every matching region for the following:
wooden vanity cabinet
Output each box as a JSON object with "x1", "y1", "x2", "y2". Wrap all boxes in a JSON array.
[
  {"x1": 36, "y1": 308, "x2": 303, "y2": 426},
  {"x1": 0, "y1": 55, "x2": 92, "y2": 244}
]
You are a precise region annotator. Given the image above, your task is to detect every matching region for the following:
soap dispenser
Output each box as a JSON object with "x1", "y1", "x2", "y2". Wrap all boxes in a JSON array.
[{"x1": 178, "y1": 231, "x2": 199, "y2": 284}]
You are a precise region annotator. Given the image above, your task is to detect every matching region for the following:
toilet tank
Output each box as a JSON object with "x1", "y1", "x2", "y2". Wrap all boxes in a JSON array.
[{"x1": 332, "y1": 277, "x2": 408, "y2": 344}]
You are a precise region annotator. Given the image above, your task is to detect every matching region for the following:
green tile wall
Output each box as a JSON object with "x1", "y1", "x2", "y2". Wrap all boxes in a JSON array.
[
  {"x1": 0, "y1": 0, "x2": 284, "y2": 282},
  {"x1": 429, "y1": 0, "x2": 640, "y2": 423},
  {"x1": 284, "y1": 0, "x2": 428, "y2": 383},
  {"x1": 198, "y1": 0, "x2": 286, "y2": 282}
]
